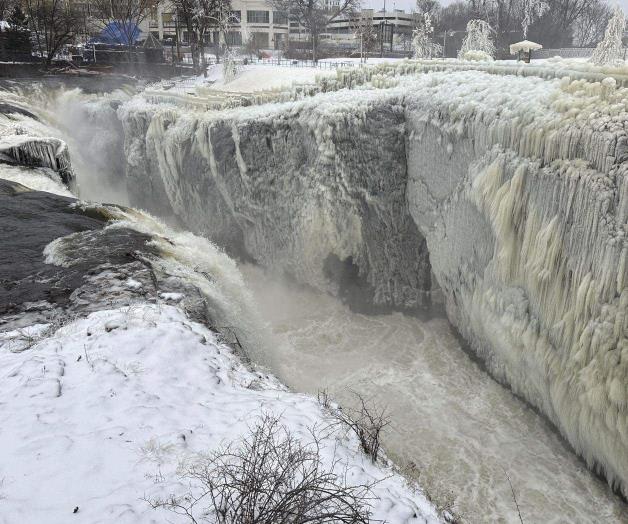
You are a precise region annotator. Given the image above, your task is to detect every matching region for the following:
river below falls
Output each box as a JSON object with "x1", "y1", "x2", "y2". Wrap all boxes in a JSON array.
[{"x1": 242, "y1": 265, "x2": 627, "y2": 524}]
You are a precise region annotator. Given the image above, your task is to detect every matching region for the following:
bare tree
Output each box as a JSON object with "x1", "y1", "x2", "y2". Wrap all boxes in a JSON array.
[
  {"x1": 25, "y1": 0, "x2": 83, "y2": 66},
  {"x1": 329, "y1": 391, "x2": 390, "y2": 463},
  {"x1": 572, "y1": 0, "x2": 611, "y2": 47},
  {"x1": 352, "y1": 11, "x2": 378, "y2": 63},
  {"x1": 435, "y1": 0, "x2": 610, "y2": 56},
  {"x1": 198, "y1": 0, "x2": 237, "y2": 64},
  {"x1": 146, "y1": 413, "x2": 375, "y2": 523},
  {"x1": 90, "y1": 0, "x2": 156, "y2": 62},
  {"x1": 520, "y1": 0, "x2": 548, "y2": 38},
  {"x1": 272, "y1": 0, "x2": 361, "y2": 62},
  {"x1": 167, "y1": 0, "x2": 233, "y2": 70},
  {"x1": 170, "y1": 0, "x2": 200, "y2": 69}
]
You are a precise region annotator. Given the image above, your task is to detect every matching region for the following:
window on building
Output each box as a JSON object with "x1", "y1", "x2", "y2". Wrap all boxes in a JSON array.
[
  {"x1": 226, "y1": 31, "x2": 242, "y2": 46},
  {"x1": 252, "y1": 32, "x2": 269, "y2": 48},
  {"x1": 247, "y1": 10, "x2": 269, "y2": 24},
  {"x1": 273, "y1": 11, "x2": 288, "y2": 25},
  {"x1": 274, "y1": 32, "x2": 285, "y2": 49},
  {"x1": 230, "y1": 11, "x2": 241, "y2": 23}
]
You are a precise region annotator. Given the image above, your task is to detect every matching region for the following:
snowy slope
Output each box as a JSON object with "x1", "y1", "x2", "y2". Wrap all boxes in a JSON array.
[{"x1": 0, "y1": 303, "x2": 439, "y2": 524}]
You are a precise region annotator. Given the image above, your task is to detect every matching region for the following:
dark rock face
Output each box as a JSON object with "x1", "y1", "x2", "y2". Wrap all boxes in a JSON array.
[
  {"x1": 121, "y1": 102, "x2": 433, "y2": 312},
  {"x1": 0, "y1": 179, "x2": 157, "y2": 328},
  {"x1": 0, "y1": 178, "x2": 217, "y2": 333}
]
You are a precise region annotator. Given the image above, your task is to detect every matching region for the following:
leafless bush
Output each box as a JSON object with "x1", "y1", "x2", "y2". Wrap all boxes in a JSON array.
[
  {"x1": 146, "y1": 413, "x2": 376, "y2": 523},
  {"x1": 331, "y1": 392, "x2": 390, "y2": 463},
  {"x1": 317, "y1": 388, "x2": 332, "y2": 409}
]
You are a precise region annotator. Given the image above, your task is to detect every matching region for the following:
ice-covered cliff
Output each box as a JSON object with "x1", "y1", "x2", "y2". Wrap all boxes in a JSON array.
[
  {"x1": 0, "y1": 104, "x2": 74, "y2": 189},
  {"x1": 118, "y1": 66, "x2": 627, "y2": 496}
]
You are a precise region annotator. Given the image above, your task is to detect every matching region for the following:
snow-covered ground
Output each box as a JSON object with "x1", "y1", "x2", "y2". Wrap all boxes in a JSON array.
[
  {"x1": 194, "y1": 63, "x2": 334, "y2": 92},
  {"x1": 0, "y1": 302, "x2": 439, "y2": 523}
]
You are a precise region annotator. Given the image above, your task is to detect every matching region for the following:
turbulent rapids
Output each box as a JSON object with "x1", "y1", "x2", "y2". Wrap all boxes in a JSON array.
[{"x1": 0, "y1": 62, "x2": 626, "y2": 522}]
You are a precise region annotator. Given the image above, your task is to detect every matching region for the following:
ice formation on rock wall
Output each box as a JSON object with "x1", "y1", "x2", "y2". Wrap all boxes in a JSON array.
[
  {"x1": 0, "y1": 100, "x2": 75, "y2": 189},
  {"x1": 0, "y1": 134, "x2": 73, "y2": 186},
  {"x1": 119, "y1": 66, "x2": 627, "y2": 496}
]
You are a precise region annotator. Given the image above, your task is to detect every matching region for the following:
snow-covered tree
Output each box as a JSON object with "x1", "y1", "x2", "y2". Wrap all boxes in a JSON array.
[
  {"x1": 223, "y1": 48, "x2": 239, "y2": 82},
  {"x1": 520, "y1": 0, "x2": 548, "y2": 38},
  {"x1": 458, "y1": 19, "x2": 495, "y2": 59},
  {"x1": 590, "y1": 5, "x2": 626, "y2": 66},
  {"x1": 353, "y1": 12, "x2": 378, "y2": 63},
  {"x1": 412, "y1": 12, "x2": 443, "y2": 58}
]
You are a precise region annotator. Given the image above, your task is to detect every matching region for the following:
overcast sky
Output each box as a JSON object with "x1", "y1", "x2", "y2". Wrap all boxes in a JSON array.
[{"x1": 364, "y1": 0, "x2": 628, "y2": 15}]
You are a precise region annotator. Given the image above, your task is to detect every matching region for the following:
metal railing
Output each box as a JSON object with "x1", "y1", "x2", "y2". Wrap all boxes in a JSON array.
[{"x1": 203, "y1": 57, "x2": 359, "y2": 69}]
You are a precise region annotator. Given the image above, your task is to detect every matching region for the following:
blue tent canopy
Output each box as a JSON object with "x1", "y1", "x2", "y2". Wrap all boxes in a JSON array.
[{"x1": 91, "y1": 21, "x2": 142, "y2": 45}]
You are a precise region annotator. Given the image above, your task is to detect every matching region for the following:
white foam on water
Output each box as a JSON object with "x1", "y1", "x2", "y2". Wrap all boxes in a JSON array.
[{"x1": 241, "y1": 264, "x2": 628, "y2": 524}]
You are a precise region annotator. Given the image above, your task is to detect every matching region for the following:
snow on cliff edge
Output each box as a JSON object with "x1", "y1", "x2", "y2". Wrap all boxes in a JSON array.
[{"x1": 0, "y1": 302, "x2": 440, "y2": 524}]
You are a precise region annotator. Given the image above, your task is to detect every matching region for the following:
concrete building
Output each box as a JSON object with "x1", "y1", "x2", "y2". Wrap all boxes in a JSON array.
[
  {"x1": 142, "y1": 2, "x2": 416, "y2": 54},
  {"x1": 144, "y1": 0, "x2": 289, "y2": 51},
  {"x1": 324, "y1": 9, "x2": 415, "y2": 51}
]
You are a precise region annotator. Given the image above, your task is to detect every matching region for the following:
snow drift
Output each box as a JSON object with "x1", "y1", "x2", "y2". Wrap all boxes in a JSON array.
[{"x1": 118, "y1": 66, "x2": 628, "y2": 496}]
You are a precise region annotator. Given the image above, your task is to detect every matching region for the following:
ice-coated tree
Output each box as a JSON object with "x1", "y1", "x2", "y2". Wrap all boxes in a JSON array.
[
  {"x1": 458, "y1": 19, "x2": 495, "y2": 59},
  {"x1": 25, "y1": 0, "x2": 83, "y2": 66},
  {"x1": 520, "y1": 0, "x2": 548, "y2": 38},
  {"x1": 590, "y1": 5, "x2": 626, "y2": 66},
  {"x1": 272, "y1": 0, "x2": 360, "y2": 62},
  {"x1": 352, "y1": 12, "x2": 378, "y2": 63},
  {"x1": 412, "y1": 12, "x2": 443, "y2": 58},
  {"x1": 222, "y1": 48, "x2": 239, "y2": 81}
]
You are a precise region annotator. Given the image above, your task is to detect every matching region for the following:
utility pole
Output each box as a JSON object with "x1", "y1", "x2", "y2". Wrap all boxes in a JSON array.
[{"x1": 380, "y1": 0, "x2": 385, "y2": 57}]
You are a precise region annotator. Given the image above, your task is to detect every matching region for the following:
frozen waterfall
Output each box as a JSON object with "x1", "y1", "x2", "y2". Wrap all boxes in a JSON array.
[{"x1": 116, "y1": 66, "x2": 628, "y2": 501}]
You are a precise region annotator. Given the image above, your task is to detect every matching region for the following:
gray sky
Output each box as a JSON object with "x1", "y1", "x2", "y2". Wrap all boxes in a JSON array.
[{"x1": 365, "y1": 0, "x2": 628, "y2": 15}]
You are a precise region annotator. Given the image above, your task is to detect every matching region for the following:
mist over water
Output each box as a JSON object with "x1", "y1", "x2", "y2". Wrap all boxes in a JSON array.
[{"x1": 13, "y1": 84, "x2": 626, "y2": 523}]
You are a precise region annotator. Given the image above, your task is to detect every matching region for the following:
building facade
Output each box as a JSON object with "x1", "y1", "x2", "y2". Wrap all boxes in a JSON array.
[
  {"x1": 142, "y1": 1, "x2": 416, "y2": 53},
  {"x1": 144, "y1": 0, "x2": 289, "y2": 51},
  {"x1": 324, "y1": 9, "x2": 415, "y2": 50}
]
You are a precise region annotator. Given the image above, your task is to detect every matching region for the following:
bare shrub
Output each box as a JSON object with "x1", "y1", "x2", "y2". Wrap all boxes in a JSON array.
[
  {"x1": 317, "y1": 388, "x2": 332, "y2": 409},
  {"x1": 331, "y1": 392, "x2": 390, "y2": 463},
  {"x1": 146, "y1": 413, "x2": 376, "y2": 523}
]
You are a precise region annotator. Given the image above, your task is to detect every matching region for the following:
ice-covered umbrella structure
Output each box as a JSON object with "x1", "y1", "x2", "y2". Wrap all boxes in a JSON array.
[{"x1": 510, "y1": 40, "x2": 542, "y2": 61}]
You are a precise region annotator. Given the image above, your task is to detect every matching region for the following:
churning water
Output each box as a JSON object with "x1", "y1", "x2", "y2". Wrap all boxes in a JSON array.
[{"x1": 242, "y1": 265, "x2": 627, "y2": 524}]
